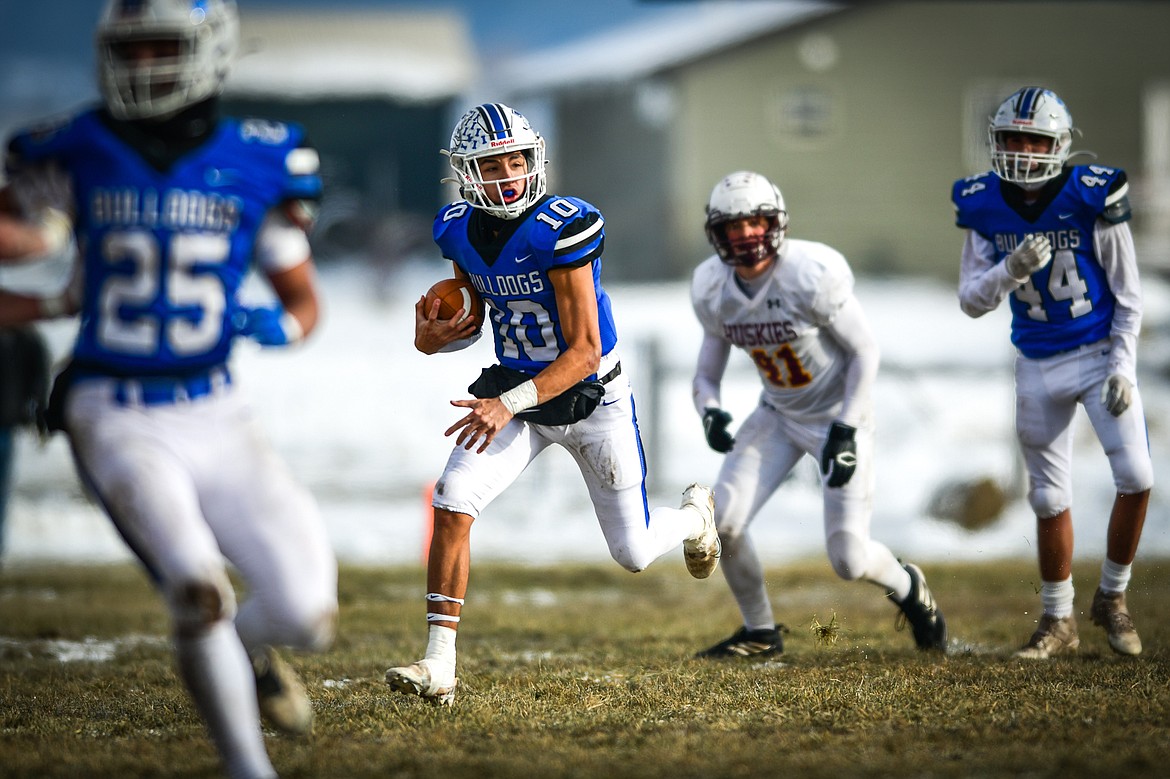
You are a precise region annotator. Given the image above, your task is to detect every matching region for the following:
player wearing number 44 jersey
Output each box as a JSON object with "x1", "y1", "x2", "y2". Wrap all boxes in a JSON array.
[
  {"x1": 690, "y1": 171, "x2": 946, "y2": 659},
  {"x1": 385, "y1": 103, "x2": 719, "y2": 705},
  {"x1": 0, "y1": 2, "x2": 337, "y2": 777},
  {"x1": 953, "y1": 86, "x2": 1153, "y2": 659}
]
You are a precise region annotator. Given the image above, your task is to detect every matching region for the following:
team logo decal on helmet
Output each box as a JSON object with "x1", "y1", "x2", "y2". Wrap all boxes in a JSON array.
[
  {"x1": 705, "y1": 171, "x2": 789, "y2": 266},
  {"x1": 988, "y1": 86, "x2": 1074, "y2": 188},
  {"x1": 444, "y1": 103, "x2": 547, "y2": 220}
]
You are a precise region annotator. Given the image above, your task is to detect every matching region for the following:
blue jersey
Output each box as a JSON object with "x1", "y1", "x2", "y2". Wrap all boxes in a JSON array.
[
  {"x1": 433, "y1": 194, "x2": 618, "y2": 377},
  {"x1": 8, "y1": 108, "x2": 321, "y2": 376},
  {"x1": 951, "y1": 165, "x2": 1130, "y2": 358}
]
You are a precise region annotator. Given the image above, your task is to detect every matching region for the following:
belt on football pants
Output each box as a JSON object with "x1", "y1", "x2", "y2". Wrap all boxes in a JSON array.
[
  {"x1": 110, "y1": 366, "x2": 233, "y2": 407},
  {"x1": 597, "y1": 361, "x2": 621, "y2": 385}
]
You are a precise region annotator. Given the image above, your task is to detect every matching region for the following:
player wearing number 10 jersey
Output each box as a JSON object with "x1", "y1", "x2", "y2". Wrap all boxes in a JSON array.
[
  {"x1": 953, "y1": 86, "x2": 1153, "y2": 659},
  {"x1": 386, "y1": 103, "x2": 720, "y2": 705}
]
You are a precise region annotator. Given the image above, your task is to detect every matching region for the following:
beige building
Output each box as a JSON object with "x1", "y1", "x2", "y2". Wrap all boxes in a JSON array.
[{"x1": 500, "y1": 1, "x2": 1170, "y2": 281}]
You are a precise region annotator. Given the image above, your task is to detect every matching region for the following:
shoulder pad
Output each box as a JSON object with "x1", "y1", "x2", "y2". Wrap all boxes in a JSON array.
[
  {"x1": 537, "y1": 197, "x2": 604, "y2": 264},
  {"x1": 433, "y1": 200, "x2": 471, "y2": 242},
  {"x1": 1101, "y1": 169, "x2": 1132, "y2": 224},
  {"x1": 238, "y1": 118, "x2": 298, "y2": 147}
]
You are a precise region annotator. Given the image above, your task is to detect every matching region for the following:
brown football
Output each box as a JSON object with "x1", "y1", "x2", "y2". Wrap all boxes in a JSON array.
[{"x1": 425, "y1": 277, "x2": 484, "y2": 328}]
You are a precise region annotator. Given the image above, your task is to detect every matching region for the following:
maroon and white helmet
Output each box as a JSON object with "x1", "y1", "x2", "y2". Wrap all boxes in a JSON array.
[
  {"x1": 988, "y1": 86, "x2": 1074, "y2": 188},
  {"x1": 704, "y1": 171, "x2": 789, "y2": 266},
  {"x1": 96, "y1": 0, "x2": 239, "y2": 120}
]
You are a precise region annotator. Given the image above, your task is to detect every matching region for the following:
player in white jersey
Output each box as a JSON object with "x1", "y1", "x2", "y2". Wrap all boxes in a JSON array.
[
  {"x1": 384, "y1": 103, "x2": 719, "y2": 705},
  {"x1": 953, "y1": 86, "x2": 1153, "y2": 658},
  {"x1": 690, "y1": 171, "x2": 946, "y2": 658},
  {"x1": 0, "y1": 3, "x2": 337, "y2": 777}
]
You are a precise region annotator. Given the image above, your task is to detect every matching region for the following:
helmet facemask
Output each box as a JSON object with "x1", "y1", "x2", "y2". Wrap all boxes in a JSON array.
[
  {"x1": 988, "y1": 87, "x2": 1074, "y2": 189},
  {"x1": 704, "y1": 171, "x2": 789, "y2": 267},
  {"x1": 97, "y1": 0, "x2": 239, "y2": 121},
  {"x1": 444, "y1": 103, "x2": 547, "y2": 220}
]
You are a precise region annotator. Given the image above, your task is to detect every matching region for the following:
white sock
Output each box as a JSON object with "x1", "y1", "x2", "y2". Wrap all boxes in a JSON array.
[
  {"x1": 1100, "y1": 558, "x2": 1132, "y2": 593},
  {"x1": 175, "y1": 621, "x2": 275, "y2": 779},
  {"x1": 719, "y1": 533, "x2": 774, "y2": 630},
  {"x1": 1040, "y1": 578, "x2": 1075, "y2": 619}
]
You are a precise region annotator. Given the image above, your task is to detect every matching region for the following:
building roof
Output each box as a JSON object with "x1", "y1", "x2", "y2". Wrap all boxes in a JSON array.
[
  {"x1": 496, "y1": 1, "x2": 841, "y2": 96},
  {"x1": 227, "y1": 10, "x2": 476, "y2": 102}
]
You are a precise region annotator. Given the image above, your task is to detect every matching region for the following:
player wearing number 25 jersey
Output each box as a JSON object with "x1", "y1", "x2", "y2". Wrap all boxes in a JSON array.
[
  {"x1": 0, "y1": 2, "x2": 337, "y2": 776},
  {"x1": 8, "y1": 110, "x2": 320, "y2": 376},
  {"x1": 953, "y1": 86, "x2": 1152, "y2": 660},
  {"x1": 385, "y1": 103, "x2": 719, "y2": 706},
  {"x1": 690, "y1": 171, "x2": 946, "y2": 659}
]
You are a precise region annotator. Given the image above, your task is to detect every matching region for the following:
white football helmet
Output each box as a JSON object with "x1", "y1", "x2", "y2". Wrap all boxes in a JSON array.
[
  {"x1": 988, "y1": 86, "x2": 1074, "y2": 188},
  {"x1": 96, "y1": 0, "x2": 239, "y2": 120},
  {"x1": 705, "y1": 171, "x2": 789, "y2": 266},
  {"x1": 444, "y1": 103, "x2": 547, "y2": 220}
]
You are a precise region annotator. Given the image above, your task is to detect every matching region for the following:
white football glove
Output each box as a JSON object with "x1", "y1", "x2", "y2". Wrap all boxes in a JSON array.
[
  {"x1": 1100, "y1": 374, "x2": 1133, "y2": 417},
  {"x1": 1005, "y1": 233, "x2": 1053, "y2": 280}
]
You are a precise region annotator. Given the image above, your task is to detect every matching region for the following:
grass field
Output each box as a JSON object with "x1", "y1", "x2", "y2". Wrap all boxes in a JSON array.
[{"x1": 2, "y1": 558, "x2": 1170, "y2": 778}]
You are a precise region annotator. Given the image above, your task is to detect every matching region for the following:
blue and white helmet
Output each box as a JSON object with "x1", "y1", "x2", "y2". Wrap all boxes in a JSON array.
[
  {"x1": 96, "y1": 0, "x2": 239, "y2": 120},
  {"x1": 988, "y1": 86, "x2": 1074, "y2": 188},
  {"x1": 444, "y1": 103, "x2": 547, "y2": 220}
]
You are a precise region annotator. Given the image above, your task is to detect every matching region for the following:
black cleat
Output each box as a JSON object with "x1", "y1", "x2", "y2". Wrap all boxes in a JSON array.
[
  {"x1": 890, "y1": 563, "x2": 947, "y2": 652},
  {"x1": 696, "y1": 624, "x2": 784, "y2": 659}
]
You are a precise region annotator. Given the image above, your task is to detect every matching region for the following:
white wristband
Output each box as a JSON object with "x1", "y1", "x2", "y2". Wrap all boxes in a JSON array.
[
  {"x1": 279, "y1": 311, "x2": 305, "y2": 344},
  {"x1": 498, "y1": 379, "x2": 538, "y2": 415}
]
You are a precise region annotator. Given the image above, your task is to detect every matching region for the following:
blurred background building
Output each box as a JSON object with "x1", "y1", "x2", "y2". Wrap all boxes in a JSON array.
[{"x1": 3, "y1": 1, "x2": 1170, "y2": 281}]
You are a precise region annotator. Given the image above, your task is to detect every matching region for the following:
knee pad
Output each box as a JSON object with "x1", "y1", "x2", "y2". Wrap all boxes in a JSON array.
[
  {"x1": 1027, "y1": 484, "x2": 1069, "y2": 519},
  {"x1": 609, "y1": 546, "x2": 648, "y2": 573},
  {"x1": 295, "y1": 606, "x2": 337, "y2": 653},
  {"x1": 169, "y1": 573, "x2": 236, "y2": 636},
  {"x1": 826, "y1": 531, "x2": 868, "y2": 581},
  {"x1": 1109, "y1": 451, "x2": 1154, "y2": 495}
]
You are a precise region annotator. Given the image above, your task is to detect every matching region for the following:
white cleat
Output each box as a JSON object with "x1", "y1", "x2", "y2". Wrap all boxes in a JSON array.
[
  {"x1": 252, "y1": 645, "x2": 314, "y2": 736},
  {"x1": 385, "y1": 658, "x2": 458, "y2": 706},
  {"x1": 680, "y1": 483, "x2": 720, "y2": 579}
]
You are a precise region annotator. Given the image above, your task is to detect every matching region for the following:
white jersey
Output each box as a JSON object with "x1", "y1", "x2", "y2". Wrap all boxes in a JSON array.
[{"x1": 691, "y1": 238, "x2": 855, "y2": 423}]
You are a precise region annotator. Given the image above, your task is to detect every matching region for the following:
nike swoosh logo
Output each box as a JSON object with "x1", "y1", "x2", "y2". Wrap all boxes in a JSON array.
[
  {"x1": 514, "y1": 254, "x2": 532, "y2": 263},
  {"x1": 1058, "y1": 213, "x2": 1074, "y2": 220},
  {"x1": 206, "y1": 169, "x2": 238, "y2": 186}
]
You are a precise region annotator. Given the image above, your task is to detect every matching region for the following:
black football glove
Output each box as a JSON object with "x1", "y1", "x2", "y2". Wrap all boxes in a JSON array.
[
  {"x1": 702, "y1": 407, "x2": 735, "y2": 453},
  {"x1": 820, "y1": 421, "x2": 858, "y2": 488}
]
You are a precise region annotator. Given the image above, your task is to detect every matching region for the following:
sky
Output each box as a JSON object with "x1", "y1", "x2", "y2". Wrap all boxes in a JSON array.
[
  {"x1": 0, "y1": 0, "x2": 736, "y2": 163},
  {"x1": 0, "y1": 0, "x2": 687, "y2": 97}
]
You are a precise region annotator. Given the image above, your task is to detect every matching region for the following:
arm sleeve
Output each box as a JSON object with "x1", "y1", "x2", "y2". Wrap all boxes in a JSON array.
[
  {"x1": 435, "y1": 329, "x2": 483, "y2": 353},
  {"x1": 958, "y1": 230, "x2": 1020, "y2": 317},
  {"x1": 254, "y1": 207, "x2": 312, "y2": 274},
  {"x1": 692, "y1": 331, "x2": 731, "y2": 415},
  {"x1": 1094, "y1": 220, "x2": 1142, "y2": 380},
  {"x1": 822, "y1": 294, "x2": 879, "y2": 428}
]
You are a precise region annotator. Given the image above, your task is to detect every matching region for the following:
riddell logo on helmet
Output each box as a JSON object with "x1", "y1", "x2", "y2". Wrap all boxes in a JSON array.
[
  {"x1": 1010, "y1": 119, "x2": 1034, "y2": 126},
  {"x1": 490, "y1": 139, "x2": 517, "y2": 148}
]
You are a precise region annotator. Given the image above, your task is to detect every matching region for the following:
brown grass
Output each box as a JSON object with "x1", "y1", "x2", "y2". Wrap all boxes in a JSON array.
[{"x1": 2, "y1": 558, "x2": 1169, "y2": 778}]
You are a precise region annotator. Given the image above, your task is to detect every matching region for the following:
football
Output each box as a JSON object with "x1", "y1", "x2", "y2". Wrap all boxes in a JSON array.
[{"x1": 425, "y1": 277, "x2": 484, "y2": 328}]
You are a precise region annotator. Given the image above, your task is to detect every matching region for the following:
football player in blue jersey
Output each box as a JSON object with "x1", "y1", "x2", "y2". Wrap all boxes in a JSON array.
[
  {"x1": 384, "y1": 103, "x2": 720, "y2": 705},
  {"x1": 0, "y1": 2, "x2": 337, "y2": 776},
  {"x1": 953, "y1": 86, "x2": 1153, "y2": 659}
]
